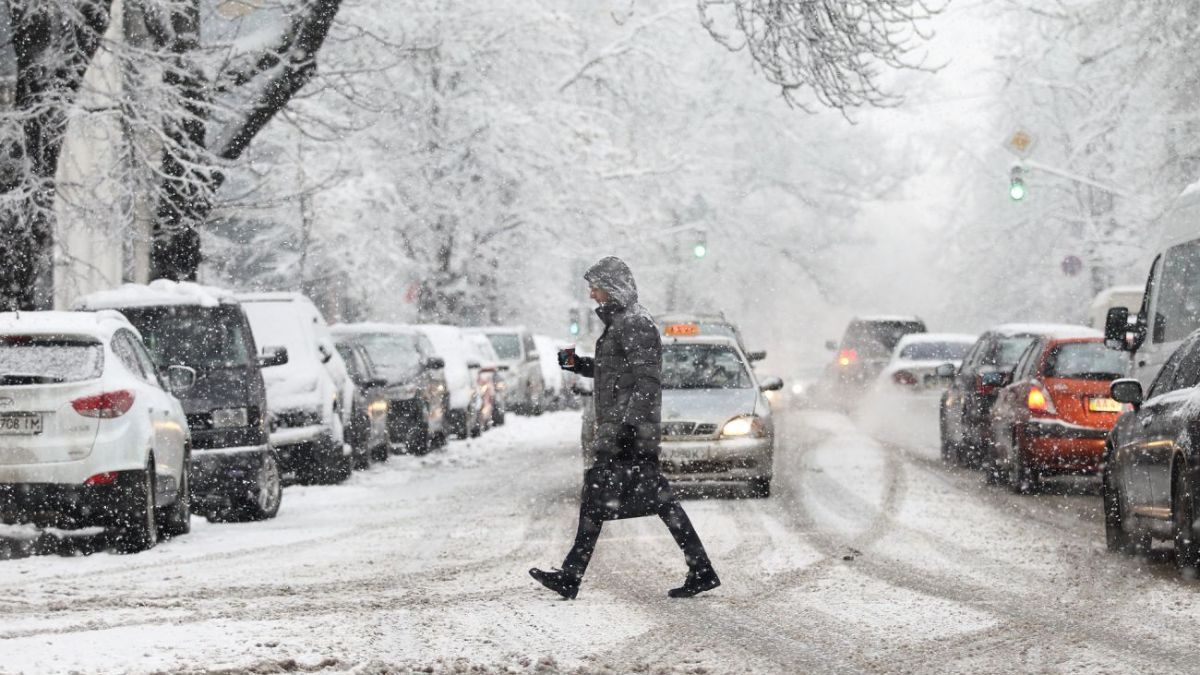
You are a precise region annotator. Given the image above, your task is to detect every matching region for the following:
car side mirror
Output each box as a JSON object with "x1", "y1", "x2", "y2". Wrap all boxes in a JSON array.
[
  {"x1": 1105, "y1": 307, "x2": 1131, "y2": 351},
  {"x1": 759, "y1": 376, "x2": 784, "y2": 392},
  {"x1": 258, "y1": 346, "x2": 288, "y2": 368},
  {"x1": 425, "y1": 356, "x2": 446, "y2": 370},
  {"x1": 1110, "y1": 378, "x2": 1143, "y2": 409},
  {"x1": 935, "y1": 363, "x2": 957, "y2": 379},
  {"x1": 467, "y1": 360, "x2": 481, "y2": 369},
  {"x1": 747, "y1": 350, "x2": 767, "y2": 362},
  {"x1": 497, "y1": 364, "x2": 511, "y2": 372},
  {"x1": 166, "y1": 365, "x2": 197, "y2": 394},
  {"x1": 317, "y1": 342, "x2": 334, "y2": 364},
  {"x1": 824, "y1": 340, "x2": 838, "y2": 351}
]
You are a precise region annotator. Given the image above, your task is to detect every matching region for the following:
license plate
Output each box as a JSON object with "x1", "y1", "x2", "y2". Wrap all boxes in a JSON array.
[
  {"x1": 1088, "y1": 397, "x2": 1123, "y2": 413},
  {"x1": 664, "y1": 447, "x2": 711, "y2": 462},
  {"x1": 0, "y1": 413, "x2": 42, "y2": 435}
]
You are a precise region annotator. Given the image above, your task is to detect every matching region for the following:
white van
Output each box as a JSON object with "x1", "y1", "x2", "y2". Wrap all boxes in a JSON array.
[
  {"x1": 237, "y1": 293, "x2": 355, "y2": 484},
  {"x1": 1105, "y1": 184, "x2": 1200, "y2": 388}
]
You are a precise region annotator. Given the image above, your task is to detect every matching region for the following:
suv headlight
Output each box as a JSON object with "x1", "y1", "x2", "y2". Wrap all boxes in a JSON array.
[
  {"x1": 721, "y1": 415, "x2": 764, "y2": 438},
  {"x1": 211, "y1": 407, "x2": 249, "y2": 429}
]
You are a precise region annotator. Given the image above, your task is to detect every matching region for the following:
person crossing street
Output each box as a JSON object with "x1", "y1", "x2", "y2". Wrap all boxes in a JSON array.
[{"x1": 529, "y1": 256, "x2": 720, "y2": 600}]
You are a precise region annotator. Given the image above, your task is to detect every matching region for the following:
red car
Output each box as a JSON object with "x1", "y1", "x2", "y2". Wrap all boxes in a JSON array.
[{"x1": 988, "y1": 335, "x2": 1129, "y2": 492}]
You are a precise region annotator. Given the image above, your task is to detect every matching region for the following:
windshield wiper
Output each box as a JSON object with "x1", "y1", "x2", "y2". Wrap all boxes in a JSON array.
[{"x1": 0, "y1": 373, "x2": 67, "y2": 385}]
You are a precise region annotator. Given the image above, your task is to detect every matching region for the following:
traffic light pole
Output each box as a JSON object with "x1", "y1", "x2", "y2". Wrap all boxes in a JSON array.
[{"x1": 1015, "y1": 159, "x2": 1131, "y2": 199}]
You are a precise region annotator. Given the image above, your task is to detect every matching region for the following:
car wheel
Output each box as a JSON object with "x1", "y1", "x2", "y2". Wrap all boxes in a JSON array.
[
  {"x1": 493, "y1": 407, "x2": 506, "y2": 426},
  {"x1": 938, "y1": 408, "x2": 960, "y2": 465},
  {"x1": 232, "y1": 452, "x2": 283, "y2": 522},
  {"x1": 1008, "y1": 434, "x2": 1038, "y2": 494},
  {"x1": 407, "y1": 422, "x2": 431, "y2": 456},
  {"x1": 1103, "y1": 465, "x2": 1144, "y2": 554},
  {"x1": 749, "y1": 478, "x2": 771, "y2": 499},
  {"x1": 1174, "y1": 464, "x2": 1200, "y2": 575},
  {"x1": 327, "y1": 448, "x2": 353, "y2": 484},
  {"x1": 372, "y1": 443, "x2": 389, "y2": 463},
  {"x1": 112, "y1": 460, "x2": 157, "y2": 554},
  {"x1": 469, "y1": 414, "x2": 482, "y2": 438},
  {"x1": 157, "y1": 456, "x2": 191, "y2": 539}
]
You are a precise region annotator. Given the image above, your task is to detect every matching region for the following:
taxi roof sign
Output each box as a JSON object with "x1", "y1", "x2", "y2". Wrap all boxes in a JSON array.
[{"x1": 664, "y1": 323, "x2": 701, "y2": 337}]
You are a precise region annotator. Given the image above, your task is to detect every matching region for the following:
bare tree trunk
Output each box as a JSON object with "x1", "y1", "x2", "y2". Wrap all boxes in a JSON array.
[{"x1": 0, "y1": 0, "x2": 112, "y2": 309}]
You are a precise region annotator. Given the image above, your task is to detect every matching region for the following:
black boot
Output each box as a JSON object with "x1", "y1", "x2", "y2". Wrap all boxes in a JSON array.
[
  {"x1": 529, "y1": 567, "x2": 580, "y2": 600},
  {"x1": 668, "y1": 566, "x2": 720, "y2": 598}
]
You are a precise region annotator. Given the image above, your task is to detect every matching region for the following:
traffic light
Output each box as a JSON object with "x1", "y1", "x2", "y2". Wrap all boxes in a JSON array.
[
  {"x1": 1009, "y1": 166, "x2": 1027, "y2": 201},
  {"x1": 692, "y1": 231, "x2": 707, "y2": 259},
  {"x1": 568, "y1": 308, "x2": 581, "y2": 336}
]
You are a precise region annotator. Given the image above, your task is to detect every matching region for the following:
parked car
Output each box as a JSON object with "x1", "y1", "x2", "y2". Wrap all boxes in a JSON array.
[
  {"x1": 464, "y1": 332, "x2": 505, "y2": 427},
  {"x1": 533, "y1": 334, "x2": 567, "y2": 411},
  {"x1": 77, "y1": 281, "x2": 286, "y2": 522},
  {"x1": 0, "y1": 311, "x2": 193, "y2": 553},
  {"x1": 938, "y1": 324, "x2": 1099, "y2": 467},
  {"x1": 819, "y1": 315, "x2": 927, "y2": 408},
  {"x1": 988, "y1": 335, "x2": 1128, "y2": 492},
  {"x1": 332, "y1": 324, "x2": 447, "y2": 455},
  {"x1": 334, "y1": 341, "x2": 389, "y2": 467},
  {"x1": 238, "y1": 293, "x2": 355, "y2": 484},
  {"x1": 1105, "y1": 329, "x2": 1200, "y2": 572},
  {"x1": 416, "y1": 324, "x2": 484, "y2": 439},
  {"x1": 1105, "y1": 186, "x2": 1200, "y2": 390},
  {"x1": 857, "y1": 333, "x2": 976, "y2": 444},
  {"x1": 469, "y1": 326, "x2": 544, "y2": 415}
]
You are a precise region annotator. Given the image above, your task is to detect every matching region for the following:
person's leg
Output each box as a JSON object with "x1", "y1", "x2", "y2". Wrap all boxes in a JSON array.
[
  {"x1": 562, "y1": 506, "x2": 604, "y2": 580},
  {"x1": 658, "y1": 500, "x2": 713, "y2": 571}
]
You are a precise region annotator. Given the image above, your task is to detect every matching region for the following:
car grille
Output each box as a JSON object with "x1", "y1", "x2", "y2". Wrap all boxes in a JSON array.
[
  {"x1": 272, "y1": 408, "x2": 321, "y2": 429},
  {"x1": 187, "y1": 408, "x2": 259, "y2": 431},
  {"x1": 662, "y1": 422, "x2": 718, "y2": 438},
  {"x1": 662, "y1": 457, "x2": 758, "y2": 474}
]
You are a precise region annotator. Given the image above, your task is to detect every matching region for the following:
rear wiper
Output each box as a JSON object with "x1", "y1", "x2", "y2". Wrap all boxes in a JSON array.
[{"x1": 0, "y1": 373, "x2": 66, "y2": 385}]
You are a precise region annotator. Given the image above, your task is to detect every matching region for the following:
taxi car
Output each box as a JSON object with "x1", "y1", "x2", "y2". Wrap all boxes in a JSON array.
[
  {"x1": 657, "y1": 335, "x2": 782, "y2": 497},
  {"x1": 658, "y1": 313, "x2": 766, "y2": 362}
]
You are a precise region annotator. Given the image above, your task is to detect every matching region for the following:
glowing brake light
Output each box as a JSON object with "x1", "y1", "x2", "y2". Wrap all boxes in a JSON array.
[
  {"x1": 84, "y1": 472, "x2": 119, "y2": 486},
  {"x1": 837, "y1": 349, "x2": 857, "y2": 367},
  {"x1": 892, "y1": 370, "x2": 918, "y2": 386},
  {"x1": 1026, "y1": 385, "x2": 1055, "y2": 414},
  {"x1": 72, "y1": 390, "x2": 135, "y2": 418}
]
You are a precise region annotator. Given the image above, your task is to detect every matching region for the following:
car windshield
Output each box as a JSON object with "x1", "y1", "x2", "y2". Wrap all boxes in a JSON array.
[
  {"x1": 662, "y1": 344, "x2": 753, "y2": 390},
  {"x1": 0, "y1": 336, "x2": 104, "y2": 384},
  {"x1": 843, "y1": 321, "x2": 925, "y2": 357},
  {"x1": 1044, "y1": 342, "x2": 1129, "y2": 380},
  {"x1": 898, "y1": 341, "x2": 971, "y2": 361},
  {"x1": 487, "y1": 334, "x2": 521, "y2": 360},
  {"x1": 354, "y1": 333, "x2": 420, "y2": 378},
  {"x1": 119, "y1": 305, "x2": 253, "y2": 371}
]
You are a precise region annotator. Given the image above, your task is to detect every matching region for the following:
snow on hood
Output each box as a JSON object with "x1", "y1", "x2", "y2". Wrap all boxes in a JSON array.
[
  {"x1": 75, "y1": 279, "x2": 238, "y2": 310},
  {"x1": 584, "y1": 256, "x2": 638, "y2": 308},
  {"x1": 662, "y1": 387, "x2": 759, "y2": 425}
]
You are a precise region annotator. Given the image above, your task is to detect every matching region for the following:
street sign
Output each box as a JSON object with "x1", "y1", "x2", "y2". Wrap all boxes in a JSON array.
[
  {"x1": 1061, "y1": 255, "x2": 1083, "y2": 277},
  {"x1": 1004, "y1": 130, "x2": 1036, "y2": 158}
]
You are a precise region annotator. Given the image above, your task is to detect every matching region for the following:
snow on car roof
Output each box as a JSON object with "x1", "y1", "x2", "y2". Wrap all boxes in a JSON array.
[
  {"x1": 467, "y1": 325, "x2": 527, "y2": 334},
  {"x1": 75, "y1": 279, "x2": 238, "y2": 310},
  {"x1": 235, "y1": 291, "x2": 309, "y2": 303},
  {"x1": 0, "y1": 310, "x2": 134, "y2": 340},
  {"x1": 331, "y1": 322, "x2": 420, "y2": 336},
  {"x1": 852, "y1": 314, "x2": 924, "y2": 323},
  {"x1": 991, "y1": 323, "x2": 1100, "y2": 339},
  {"x1": 895, "y1": 332, "x2": 977, "y2": 346},
  {"x1": 662, "y1": 334, "x2": 741, "y2": 347}
]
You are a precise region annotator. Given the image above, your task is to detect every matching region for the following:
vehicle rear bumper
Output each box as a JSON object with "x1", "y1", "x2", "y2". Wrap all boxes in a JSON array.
[
  {"x1": 191, "y1": 443, "x2": 271, "y2": 498},
  {"x1": 274, "y1": 432, "x2": 344, "y2": 477},
  {"x1": 659, "y1": 437, "x2": 773, "y2": 483},
  {"x1": 0, "y1": 480, "x2": 126, "y2": 528},
  {"x1": 1020, "y1": 420, "x2": 1108, "y2": 473}
]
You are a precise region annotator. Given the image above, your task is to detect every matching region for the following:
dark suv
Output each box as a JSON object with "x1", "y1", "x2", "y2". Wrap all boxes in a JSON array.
[
  {"x1": 821, "y1": 316, "x2": 926, "y2": 406},
  {"x1": 938, "y1": 324, "x2": 1099, "y2": 467},
  {"x1": 77, "y1": 284, "x2": 288, "y2": 521}
]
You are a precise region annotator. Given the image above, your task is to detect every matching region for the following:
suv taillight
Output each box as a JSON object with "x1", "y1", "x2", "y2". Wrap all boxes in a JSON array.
[
  {"x1": 837, "y1": 349, "x2": 858, "y2": 367},
  {"x1": 72, "y1": 390, "x2": 135, "y2": 418},
  {"x1": 1027, "y1": 384, "x2": 1056, "y2": 414}
]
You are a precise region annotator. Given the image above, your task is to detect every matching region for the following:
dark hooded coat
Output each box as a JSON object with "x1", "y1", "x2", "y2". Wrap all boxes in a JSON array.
[{"x1": 571, "y1": 256, "x2": 663, "y2": 465}]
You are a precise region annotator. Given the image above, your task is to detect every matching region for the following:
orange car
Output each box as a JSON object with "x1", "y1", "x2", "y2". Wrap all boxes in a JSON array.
[{"x1": 988, "y1": 334, "x2": 1129, "y2": 492}]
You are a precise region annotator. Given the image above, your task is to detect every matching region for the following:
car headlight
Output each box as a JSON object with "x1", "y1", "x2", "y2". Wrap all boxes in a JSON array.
[
  {"x1": 211, "y1": 407, "x2": 249, "y2": 429},
  {"x1": 368, "y1": 399, "x2": 388, "y2": 417},
  {"x1": 721, "y1": 415, "x2": 764, "y2": 438}
]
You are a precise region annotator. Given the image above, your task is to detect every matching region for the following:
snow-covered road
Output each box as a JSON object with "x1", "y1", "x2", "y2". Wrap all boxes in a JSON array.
[{"x1": 3, "y1": 407, "x2": 1200, "y2": 674}]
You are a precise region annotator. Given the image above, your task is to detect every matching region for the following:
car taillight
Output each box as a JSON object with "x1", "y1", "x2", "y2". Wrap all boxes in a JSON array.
[
  {"x1": 72, "y1": 390, "x2": 135, "y2": 418},
  {"x1": 837, "y1": 349, "x2": 857, "y2": 367},
  {"x1": 1027, "y1": 385, "x2": 1056, "y2": 414},
  {"x1": 893, "y1": 370, "x2": 918, "y2": 386},
  {"x1": 84, "y1": 472, "x2": 119, "y2": 486}
]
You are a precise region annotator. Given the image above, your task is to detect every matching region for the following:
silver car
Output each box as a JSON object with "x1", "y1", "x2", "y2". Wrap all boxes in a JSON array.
[{"x1": 582, "y1": 335, "x2": 782, "y2": 497}]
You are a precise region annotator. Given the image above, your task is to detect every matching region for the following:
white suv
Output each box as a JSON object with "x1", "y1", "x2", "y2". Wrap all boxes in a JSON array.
[
  {"x1": 238, "y1": 293, "x2": 355, "y2": 484},
  {"x1": 0, "y1": 311, "x2": 193, "y2": 552}
]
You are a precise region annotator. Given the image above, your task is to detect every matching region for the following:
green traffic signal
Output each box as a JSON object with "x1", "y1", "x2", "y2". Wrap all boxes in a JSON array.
[
  {"x1": 569, "y1": 321, "x2": 580, "y2": 336},
  {"x1": 1009, "y1": 177, "x2": 1027, "y2": 201},
  {"x1": 693, "y1": 243, "x2": 707, "y2": 258}
]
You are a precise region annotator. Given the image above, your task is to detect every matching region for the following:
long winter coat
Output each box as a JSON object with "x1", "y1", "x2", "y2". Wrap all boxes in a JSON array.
[{"x1": 571, "y1": 256, "x2": 663, "y2": 466}]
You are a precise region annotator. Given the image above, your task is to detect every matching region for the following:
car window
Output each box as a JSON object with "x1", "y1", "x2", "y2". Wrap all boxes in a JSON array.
[
  {"x1": 111, "y1": 331, "x2": 149, "y2": 380},
  {"x1": 1012, "y1": 341, "x2": 1042, "y2": 380},
  {"x1": 0, "y1": 335, "x2": 104, "y2": 384},
  {"x1": 1156, "y1": 241, "x2": 1200, "y2": 343},
  {"x1": 842, "y1": 321, "x2": 925, "y2": 358},
  {"x1": 1042, "y1": 342, "x2": 1129, "y2": 381},
  {"x1": 335, "y1": 343, "x2": 366, "y2": 381},
  {"x1": 990, "y1": 336, "x2": 1036, "y2": 370},
  {"x1": 960, "y1": 338, "x2": 986, "y2": 371},
  {"x1": 661, "y1": 344, "x2": 753, "y2": 390},
  {"x1": 121, "y1": 305, "x2": 254, "y2": 371},
  {"x1": 1168, "y1": 337, "x2": 1200, "y2": 392},
  {"x1": 487, "y1": 333, "x2": 521, "y2": 360},
  {"x1": 898, "y1": 341, "x2": 971, "y2": 361},
  {"x1": 129, "y1": 336, "x2": 164, "y2": 387},
  {"x1": 1149, "y1": 343, "x2": 1188, "y2": 399},
  {"x1": 521, "y1": 332, "x2": 537, "y2": 357}
]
